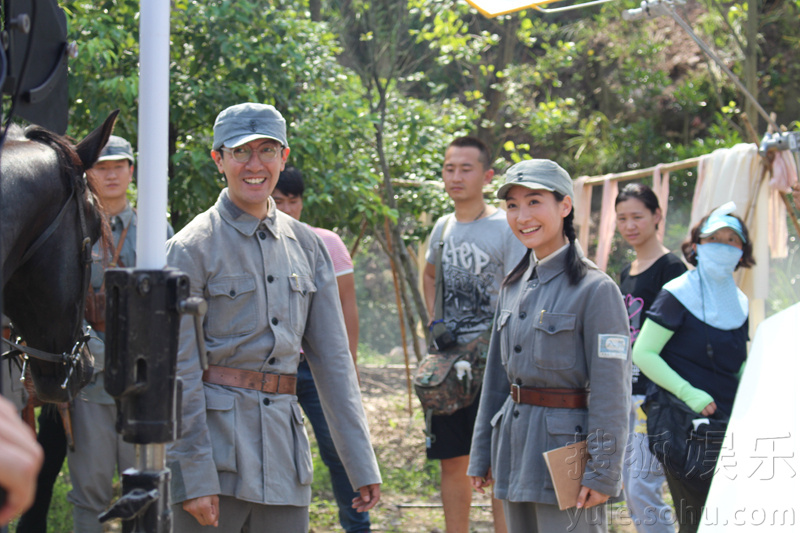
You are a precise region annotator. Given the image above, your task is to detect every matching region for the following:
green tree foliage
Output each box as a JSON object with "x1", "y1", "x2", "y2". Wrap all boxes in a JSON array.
[
  {"x1": 66, "y1": 0, "x2": 388, "y2": 230},
  {"x1": 61, "y1": 0, "x2": 800, "y2": 344}
]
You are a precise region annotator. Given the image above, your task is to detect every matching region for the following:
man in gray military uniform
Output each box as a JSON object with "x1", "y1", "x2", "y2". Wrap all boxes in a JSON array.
[
  {"x1": 68, "y1": 135, "x2": 174, "y2": 532},
  {"x1": 165, "y1": 102, "x2": 381, "y2": 532}
]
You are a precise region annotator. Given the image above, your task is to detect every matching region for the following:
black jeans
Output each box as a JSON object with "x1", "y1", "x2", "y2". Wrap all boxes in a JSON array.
[
  {"x1": 16, "y1": 405, "x2": 67, "y2": 533},
  {"x1": 664, "y1": 470, "x2": 711, "y2": 533}
]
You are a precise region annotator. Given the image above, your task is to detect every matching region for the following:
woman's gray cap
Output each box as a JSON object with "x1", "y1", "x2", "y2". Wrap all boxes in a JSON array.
[
  {"x1": 212, "y1": 103, "x2": 287, "y2": 151},
  {"x1": 97, "y1": 135, "x2": 134, "y2": 163},
  {"x1": 496, "y1": 159, "x2": 573, "y2": 200}
]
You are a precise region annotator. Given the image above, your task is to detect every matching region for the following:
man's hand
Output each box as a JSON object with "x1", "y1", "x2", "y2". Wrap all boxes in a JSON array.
[
  {"x1": 351, "y1": 483, "x2": 381, "y2": 512},
  {"x1": 0, "y1": 396, "x2": 43, "y2": 526},
  {"x1": 183, "y1": 494, "x2": 220, "y2": 527},
  {"x1": 576, "y1": 486, "x2": 609, "y2": 509}
]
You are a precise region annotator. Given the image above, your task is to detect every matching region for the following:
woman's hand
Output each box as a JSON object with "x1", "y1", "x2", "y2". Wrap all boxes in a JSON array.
[
  {"x1": 470, "y1": 468, "x2": 494, "y2": 494},
  {"x1": 700, "y1": 401, "x2": 717, "y2": 416},
  {"x1": 576, "y1": 486, "x2": 609, "y2": 509}
]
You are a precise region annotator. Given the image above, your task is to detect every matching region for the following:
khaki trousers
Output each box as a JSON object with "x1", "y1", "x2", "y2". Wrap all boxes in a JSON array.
[{"x1": 172, "y1": 495, "x2": 309, "y2": 533}]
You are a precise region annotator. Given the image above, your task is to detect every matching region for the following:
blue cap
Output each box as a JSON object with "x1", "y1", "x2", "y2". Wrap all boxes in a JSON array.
[
  {"x1": 700, "y1": 202, "x2": 746, "y2": 243},
  {"x1": 212, "y1": 103, "x2": 287, "y2": 151}
]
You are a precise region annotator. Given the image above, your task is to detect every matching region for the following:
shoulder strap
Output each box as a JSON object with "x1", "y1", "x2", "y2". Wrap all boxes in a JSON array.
[
  {"x1": 110, "y1": 216, "x2": 133, "y2": 268},
  {"x1": 433, "y1": 215, "x2": 453, "y2": 322}
]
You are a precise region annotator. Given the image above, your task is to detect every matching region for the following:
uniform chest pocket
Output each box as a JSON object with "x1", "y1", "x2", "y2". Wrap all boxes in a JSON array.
[
  {"x1": 533, "y1": 312, "x2": 577, "y2": 370},
  {"x1": 288, "y1": 274, "x2": 317, "y2": 335},
  {"x1": 206, "y1": 276, "x2": 258, "y2": 337}
]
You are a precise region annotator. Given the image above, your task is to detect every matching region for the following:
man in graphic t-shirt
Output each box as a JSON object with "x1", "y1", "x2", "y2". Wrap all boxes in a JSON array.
[{"x1": 422, "y1": 136, "x2": 525, "y2": 533}]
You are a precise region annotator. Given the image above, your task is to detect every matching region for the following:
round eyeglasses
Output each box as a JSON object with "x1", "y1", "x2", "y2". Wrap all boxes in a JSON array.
[{"x1": 221, "y1": 144, "x2": 283, "y2": 164}]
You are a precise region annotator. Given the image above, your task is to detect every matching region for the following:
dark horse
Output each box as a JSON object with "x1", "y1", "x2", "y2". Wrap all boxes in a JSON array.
[{"x1": 1, "y1": 111, "x2": 118, "y2": 403}]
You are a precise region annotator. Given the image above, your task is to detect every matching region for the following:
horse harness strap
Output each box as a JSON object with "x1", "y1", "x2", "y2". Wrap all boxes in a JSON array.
[
  {"x1": 17, "y1": 187, "x2": 76, "y2": 266},
  {"x1": 1, "y1": 336, "x2": 71, "y2": 364}
]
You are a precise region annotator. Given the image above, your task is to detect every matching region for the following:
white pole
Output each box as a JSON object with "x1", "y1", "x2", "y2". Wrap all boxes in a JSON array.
[{"x1": 136, "y1": 0, "x2": 170, "y2": 269}]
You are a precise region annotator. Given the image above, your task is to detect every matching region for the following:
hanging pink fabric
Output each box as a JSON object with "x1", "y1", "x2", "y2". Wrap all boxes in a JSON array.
[
  {"x1": 572, "y1": 176, "x2": 593, "y2": 252},
  {"x1": 651, "y1": 164, "x2": 670, "y2": 243},
  {"x1": 767, "y1": 151, "x2": 798, "y2": 258},
  {"x1": 594, "y1": 175, "x2": 618, "y2": 271}
]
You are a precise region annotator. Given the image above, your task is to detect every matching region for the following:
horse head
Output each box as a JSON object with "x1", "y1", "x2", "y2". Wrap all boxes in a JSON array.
[{"x1": 2, "y1": 110, "x2": 119, "y2": 402}]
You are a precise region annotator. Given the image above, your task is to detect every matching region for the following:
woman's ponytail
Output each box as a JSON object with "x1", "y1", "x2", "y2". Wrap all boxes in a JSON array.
[
  {"x1": 563, "y1": 209, "x2": 587, "y2": 285},
  {"x1": 503, "y1": 249, "x2": 532, "y2": 288}
]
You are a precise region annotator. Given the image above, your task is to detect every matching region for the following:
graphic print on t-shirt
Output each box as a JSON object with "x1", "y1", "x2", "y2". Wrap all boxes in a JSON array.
[
  {"x1": 442, "y1": 236, "x2": 498, "y2": 342},
  {"x1": 624, "y1": 293, "x2": 645, "y2": 343}
]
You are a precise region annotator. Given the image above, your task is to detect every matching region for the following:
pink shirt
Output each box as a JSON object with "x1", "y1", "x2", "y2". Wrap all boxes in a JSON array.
[{"x1": 310, "y1": 226, "x2": 353, "y2": 277}]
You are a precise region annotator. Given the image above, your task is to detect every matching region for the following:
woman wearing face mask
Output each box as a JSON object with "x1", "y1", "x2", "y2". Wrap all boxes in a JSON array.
[
  {"x1": 468, "y1": 160, "x2": 631, "y2": 532},
  {"x1": 615, "y1": 183, "x2": 686, "y2": 533},
  {"x1": 633, "y1": 202, "x2": 755, "y2": 533}
]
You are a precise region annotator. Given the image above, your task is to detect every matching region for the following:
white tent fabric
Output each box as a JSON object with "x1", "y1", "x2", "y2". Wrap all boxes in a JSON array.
[{"x1": 701, "y1": 302, "x2": 799, "y2": 531}]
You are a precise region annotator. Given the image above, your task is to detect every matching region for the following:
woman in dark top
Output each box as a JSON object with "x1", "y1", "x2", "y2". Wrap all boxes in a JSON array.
[
  {"x1": 615, "y1": 183, "x2": 686, "y2": 533},
  {"x1": 633, "y1": 202, "x2": 755, "y2": 533}
]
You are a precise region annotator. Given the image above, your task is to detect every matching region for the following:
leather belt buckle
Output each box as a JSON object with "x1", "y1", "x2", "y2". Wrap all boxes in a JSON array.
[{"x1": 510, "y1": 383, "x2": 521, "y2": 403}]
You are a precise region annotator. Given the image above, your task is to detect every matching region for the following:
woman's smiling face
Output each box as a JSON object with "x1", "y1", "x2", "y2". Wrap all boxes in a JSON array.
[{"x1": 504, "y1": 185, "x2": 571, "y2": 258}]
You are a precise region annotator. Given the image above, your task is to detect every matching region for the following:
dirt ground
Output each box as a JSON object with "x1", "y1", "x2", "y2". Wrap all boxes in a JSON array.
[
  {"x1": 354, "y1": 364, "x2": 498, "y2": 533},
  {"x1": 353, "y1": 365, "x2": 645, "y2": 533}
]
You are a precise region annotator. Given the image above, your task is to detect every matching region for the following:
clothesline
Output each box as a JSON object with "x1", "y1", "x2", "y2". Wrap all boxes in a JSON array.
[{"x1": 582, "y1": 156, "x2": 703, "y2": 186}]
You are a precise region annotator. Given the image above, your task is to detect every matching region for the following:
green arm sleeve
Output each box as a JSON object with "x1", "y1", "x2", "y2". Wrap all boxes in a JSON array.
[
  {"x1": 632, "y1": 319, "x2": 714, "y2": 413},
  {"x1": 736, "y1": 361, "x2": 746, "y2": 381}
]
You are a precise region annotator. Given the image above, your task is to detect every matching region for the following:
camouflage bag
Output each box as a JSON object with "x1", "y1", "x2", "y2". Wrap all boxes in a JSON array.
[{"x1": 413, "y1": 328, "x2": 491, "y2": 417}]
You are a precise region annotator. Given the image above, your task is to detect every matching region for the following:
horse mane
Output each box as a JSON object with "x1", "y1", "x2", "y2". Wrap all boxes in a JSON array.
[{"x1": 22, "y1": 124, "x2": 112, "y2": 254}]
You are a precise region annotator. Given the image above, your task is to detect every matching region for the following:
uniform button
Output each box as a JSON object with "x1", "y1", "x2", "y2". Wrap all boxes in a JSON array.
[
  {"x1": 268, "y1": 357, "x2": 277, "y2": 365},
  {"x1": 267, "y1": 275, "x2": 274, "y2": 283},
  {"x1": 514, "y1": 345, "x2": 522, "y2": 353},
  {"x1": 271, "y1": 317, "x2": 279, "y2": 325},
  {"x1": 548, "y1": 326, "x2": 555, "y2": 333},
  {"x1": 575, "y1": 425, "x2": 582, "y2": 433},
  {"x1": 229, "y1": 290, "x2": 236, "y2": 297},
  {"x1": 516, "y1": 378, "x2": 522, "y2": 385},
  {"x1": 513, "y1": 410, "x2": 520, "y2": 418},
  {"x1": 519, "y1": 311, "x2": 527, "y2": 319},
  {"x1": 258, "y1": 231, "x2": 267, "y2": 240},
  {"x1": 262, "y1": 398, "x2": 271, "y2": 406}
]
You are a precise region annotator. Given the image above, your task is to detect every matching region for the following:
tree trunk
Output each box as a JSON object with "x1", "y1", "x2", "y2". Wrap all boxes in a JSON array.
[
  {"x1": 373, "y1": 85, "x2": 426, "y2": 362},
  {"x1": 744, "y1": 0, "x2": 760, "y2": 132},
  {"x1": 476, "y1": 19, "x2": 518, "y2": 157}
]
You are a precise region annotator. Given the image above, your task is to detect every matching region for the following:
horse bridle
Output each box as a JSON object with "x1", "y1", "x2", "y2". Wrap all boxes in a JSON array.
[{"x1": 1, "y1": 177, "x2": 95, "y2": 390}]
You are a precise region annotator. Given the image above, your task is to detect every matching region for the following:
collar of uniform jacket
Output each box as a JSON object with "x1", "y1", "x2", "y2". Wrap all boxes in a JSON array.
[
  {"x1": 109, "y1": 203, "x2": 135, "y2": 232},
  {"x1": 532, "y1": 241, "x2": 595, "y2": 285},
  {"x1": 217, "y1": 189, "x2": 298, "y2": 242}
]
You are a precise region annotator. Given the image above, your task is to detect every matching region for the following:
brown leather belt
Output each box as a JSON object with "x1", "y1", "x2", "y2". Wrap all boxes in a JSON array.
[
  {"x1": 203, "y1": 365, "x2": 297, "y2": 395},
  {"x1": 510, "y1": 385, "x2": 589, "y2": 409}
]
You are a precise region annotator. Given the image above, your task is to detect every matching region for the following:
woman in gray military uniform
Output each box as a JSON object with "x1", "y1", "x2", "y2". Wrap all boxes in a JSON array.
[{"x1": 468, "y1": 159, "x2": 631, "y2": 532}]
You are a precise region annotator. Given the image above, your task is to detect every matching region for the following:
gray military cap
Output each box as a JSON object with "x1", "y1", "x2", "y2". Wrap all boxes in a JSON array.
[
  {"x1": 212, "y1": 103, "x2": 288, "y2": 151},
  {"x1": 497, "y1": 159, "x2": 573, "y2": 200},
  {"x1": 97, "y1": 135, "x2": 135, "y2": 163}
]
